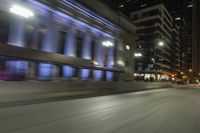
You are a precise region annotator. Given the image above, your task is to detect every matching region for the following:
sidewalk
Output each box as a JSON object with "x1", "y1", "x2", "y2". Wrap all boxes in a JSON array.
[{"x1": 0, "y1": 81, "x2": 172, "y2": 107}]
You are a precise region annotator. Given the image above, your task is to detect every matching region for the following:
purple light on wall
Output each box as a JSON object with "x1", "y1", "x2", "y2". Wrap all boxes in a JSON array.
[
  {"x1": 6, "y1": 61, "x2": 28, "y2": 73},
  {"x1": 8, "y1": 17, "x2": 25, "y2": 47},
  {"x1": 62, "y1": 27, "x2": 76, "y2": 78},
  {"x1": 106, "y1": 71, "x2": 113, "y2": 81},
  {"x1": 81, "y1": 69, "x2": 90, "y2": 80},
  {"x1": 28, "y1": 0, "x2": 115, "y2": 38},
  {"x1": 7, "y1": 16, "x2": 28, "y2": 76},
  {"x1": 82, "y1": 35, "x2": 91, "y2": 59},
  {"x1": 80, "y1": 34, "x2": 92, "y2": 80},
  {"x1": 38, "y1": 63, "x2": 52, "y2": 80},
  {"x1": 26, "y1": 0, "x2": 117, "y2": 81},
  {"x1": 38, "y1": 13, "x2": 58, "y2": 79},
  {"x1": 64, "y1": 28, "x2": 76, "y2": 56},
  {"x1": 95, "y1": 40, "x2": 104, "y2": 66},
  {"x1": 106, "y1": 40, "x2": 115, "y2": 68},
  {"x1": 93, "y1": 40, "x2": 104, "y2": 80},
  {"x1": 94, "y1": 70, "x2": 103, "y2": 81},
  {"x1": 63, "y1": 66, "x2": 74, "y2": 79},
  {"x1": 40, "y1": 13, "x2": 59, "y2": 52},
  {"x1": 93, "y1": 50, "x2": 103, "y2": 80}
]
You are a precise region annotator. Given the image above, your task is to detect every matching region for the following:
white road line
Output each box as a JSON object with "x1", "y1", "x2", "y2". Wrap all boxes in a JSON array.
[{"x1": 99, "y1": 115, "x2": 115, "y2": 121}]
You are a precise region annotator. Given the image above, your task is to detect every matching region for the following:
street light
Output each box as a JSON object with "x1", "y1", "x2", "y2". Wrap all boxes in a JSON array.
[
  {"x1": 154, "y1": 40, "x2": 164, "y2": 81},
  {"x1": 151, "y1": 58, "x2": 155, "y2": 63},
  {"x1": 181, "y1": 72, "x2": 184, "y2": 75},
  {"x1": 134, "y1": 53, "x2": 142, "y2": 57},
  {"x1": 158, "y1": 41, "x2": 164, "y2": 47},
  {"x1": 189, "y1": 69, "x2": 192, "y2": 72},
  {"x1": 102, "y1": 41, "x2": 114, "y2": 47},
  {"x1": 126, "y1": 45, "x2": 130, "y2": 50}
]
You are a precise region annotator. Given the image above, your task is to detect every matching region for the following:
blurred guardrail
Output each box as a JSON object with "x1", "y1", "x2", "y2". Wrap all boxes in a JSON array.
[{"x1": 0, "y1": 81, "x2": 172, "y2": 105}]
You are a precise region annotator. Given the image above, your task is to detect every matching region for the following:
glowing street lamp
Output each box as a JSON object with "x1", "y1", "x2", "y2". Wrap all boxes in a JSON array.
[
  {"x1": 126, "y1": 45, "x2": 130, "y2": 50},
  {"x1": 134, "y1": 53, "x2": 142, "y2": 57},
  {"x1": 158, "y1": 41, "x2": 164, "y2": 47},
  {"x1": 102, "y1": 41, "x2": 114, "y2": 47},
  {"x1": 151, "y1": 58, "x2": 155, "y2": 63},
  {"x1": 181, "y1": 72, "x2": 184, "y2": 75},
  {"x1": 154, "y1": 40, "x2": 164, "y2": 81},
  {"x1": 189, "y1": 69, "x2": 192, "y2": 72},
  {"x1": 10, "y1": 4, "x2": 34, "y2": 18}
]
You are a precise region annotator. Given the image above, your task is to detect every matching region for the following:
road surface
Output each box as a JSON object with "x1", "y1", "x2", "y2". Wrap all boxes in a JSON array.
[{"x1": 0, "y1": 88, "x2": 200, "y2": 133}]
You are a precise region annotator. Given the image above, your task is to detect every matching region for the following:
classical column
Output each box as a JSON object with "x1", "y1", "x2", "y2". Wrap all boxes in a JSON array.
[
  {"x1": 105, "y1": 40, "x2": 114, "y2": 81},
  {"x1": 27, "y1": 19, "x2": 40, "y2": 80},
  {"x1": 6, "y1": 15, "x2": 28, "y2": 79},
  {"x1": 63, "y1": 26, "x2": 77, "y2": 79},
  {"x1": 80, "y1": 33, "x2": 92, "y2": 80},
  {"x1": 50, "y1": 26, "x2": 59, "y2": 80},
  {"x1": 114, "y1": 40, "x2": 125, "y2": 81},
  {"x1": 38, "y1": 13, "x2": 58, "y2": 80},
  {"x1": 94, "y1": 38, "x2": 104, "y2": 81}
]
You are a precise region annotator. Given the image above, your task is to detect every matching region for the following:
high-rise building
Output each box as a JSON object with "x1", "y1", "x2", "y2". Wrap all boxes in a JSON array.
[
  {"x1": 130, "y1": 4, "x2": 181, "y2": 80},
  {"x1": 102, "y1": 0, "x2": 184, "y2": 18},
  {"x1": 192, "y1": 0, "x2": 200, "y2": 74},
  {"x1": 102, "y1": 0, "x2": 193, "y2": 74}
]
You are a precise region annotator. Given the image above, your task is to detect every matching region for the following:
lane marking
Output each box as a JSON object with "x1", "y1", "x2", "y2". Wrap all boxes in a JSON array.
[
  {"x1": 99, "y1": 114, "x2": 115, "y2": 121},
  {"x1": 131, "y1": 89, "x2": 170, "y2": 95}
]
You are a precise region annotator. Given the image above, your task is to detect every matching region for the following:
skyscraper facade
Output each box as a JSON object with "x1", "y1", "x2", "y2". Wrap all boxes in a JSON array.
[
  {"x1": 192, "y1": 0, "x2": 200, "y2": 74},
  {"x1": 130, "y1": 4, "x2": 181, "y2": 80},
  {"x1": 102, "y1": 0, "x2": 193, "y2": 74}
]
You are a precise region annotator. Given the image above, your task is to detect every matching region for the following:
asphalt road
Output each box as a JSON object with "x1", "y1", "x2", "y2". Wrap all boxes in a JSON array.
[{"x1": 1, "y1": 88, "x2": 200, "y2": 133}]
